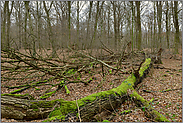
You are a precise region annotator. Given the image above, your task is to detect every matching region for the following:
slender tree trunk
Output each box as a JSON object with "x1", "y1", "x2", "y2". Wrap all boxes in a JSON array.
[
  {"x1": 173, "y1": 1, "x2": 180, "y2": 54},
  {"x1": 68, "y1": 1, "x2": 71, "y2": 43},
  {"x1": 150, "y1": 21, "x2": 153, "y2": 52},
  {"x1": 27, "y1": 2, "x2": 36, "y2": 58},
  {"x1": 165, "y1": 1, "x2": 170, "y2": 49},
  {"x1": 157, "y1": 1, "x2": 162, "y2": 47},
  {"x1": 111, "y1": 1, "x2": 117, "y2": 49},
  {"x1": 153, "y1": 2, "x2": 156, "y2": 52},
  {"x1": 6, "y1": 1, "x2": 10, "y2": 50},
  {"x1": 24, "y1": 1, "x2": 32, "y2": 55},
  {"x1": 18, "y1": 2, "x2": 22, "y2": 50},
  {"x1": 76, "y1": 1, "x2": 79, "y2": 49},
  {"x1": 136, "y1": 1, "x2": 141, "y2": 50},
  {"x1": 91, "y1": 1, "x2": 100, "y2": 48},
  {"x1": 6, "y1": 1, "x2": 14, "y2": 50},
  {"x1": 24, "y1": 1, "x2": 28, "y2": 49},
  {"x1": 43, "y1": 1, "x2": 56, "y2": 57},
  {"x1": 107, "y1": 5, "x2": 110, "y2": 45},
  {"x1": 37, "y1": 1, "x2": 41, "y2": 52},
  {"x1": 2, "y1": 1, "x2": 7, "y2": 49},
  {"x1": 131, "y1": 1, "x2": 134, "y2": 53},
  {"x1": 86, "y1": 1, "x2": 93, "y2": 45}
]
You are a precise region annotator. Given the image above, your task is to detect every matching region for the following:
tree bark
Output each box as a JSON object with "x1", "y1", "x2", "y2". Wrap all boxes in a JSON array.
[
  {"x1": 24, "y1": 1, "x2": 29, "y2": 49},
  {"x1": 68, "y1": 1, "x2": 71, "y2": 43},
  {"x1": 111, "y1": 1, "x2": 117, "y2": 49},
  {"x1": 173, "y1": 1, "x2": 180, "y2": 54},
  {"x1": 165, "y1": 1, "x2": 170, "y2": 49},
  {"x1": 6, "y1": 1, "x2": 14, "y2": 50},
  {"x1": 130, "y1": 1, "x2": 134, "y2": 53},
  {"x1": 157, "y1": 1, "x2": 162, "y2": 47},
  {"x1": 91, "y1": 1, "x2": 100, "y2": 48},
  {"x1": 43, "y1": 1, "x2": 56, "y2": 58},
  {"x1": 1, "y1": 1, "x2": 7, "y2": 49},
  {"x1": 86, "y1": 1, "x2": 93, "y2": 44},
  {"x1": 136, "y1": 1, "x2": 141, "y2": 50},
  {"x1": 1, "y1": 95, "x2": 58, "y2": 120}
]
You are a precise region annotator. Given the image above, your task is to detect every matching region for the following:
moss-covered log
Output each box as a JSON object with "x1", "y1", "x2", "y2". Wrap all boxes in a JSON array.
[
  {"x1": 1, "y1": 58, "x2": 169, "y2": 122},
  {"x1": 130, "y1": 90, "x2": 170, "y2": 122},
  {"x1": 1, "y1": 95, "x2": 59, "y2": 120}
]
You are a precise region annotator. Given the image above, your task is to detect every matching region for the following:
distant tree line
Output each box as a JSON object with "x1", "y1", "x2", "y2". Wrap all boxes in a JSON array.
[{"x1": 1, "y1": 1, "x2": 182, "y2": 55}]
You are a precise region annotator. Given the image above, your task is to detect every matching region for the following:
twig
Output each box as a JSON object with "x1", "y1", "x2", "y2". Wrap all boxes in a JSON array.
[
  {"x1": 100, "y1": 40, "x2": 114, "y2": 55},
  {"x1": 76, "y1": 97, "x2": 82, "y2": 122},
  {"x1": 109, "y1": 96, "x2": 117, "y2": 114}
]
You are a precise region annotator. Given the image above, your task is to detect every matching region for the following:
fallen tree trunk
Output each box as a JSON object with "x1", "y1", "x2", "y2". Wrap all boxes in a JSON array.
[
  {"x1": 1, "y1": 58, "x2": 170, "y2": 122},
  {"x1": 1, "y1": 95, "x2": 59, "y2": 120}
]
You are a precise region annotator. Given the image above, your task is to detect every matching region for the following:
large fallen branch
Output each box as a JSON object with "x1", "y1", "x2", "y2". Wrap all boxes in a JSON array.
[
  {"x1": 1, "y1": 58, "x2": 170, "y2": 122},
  {"x1": 68, "y1": 46, "x2": 125, "y2": 72}
]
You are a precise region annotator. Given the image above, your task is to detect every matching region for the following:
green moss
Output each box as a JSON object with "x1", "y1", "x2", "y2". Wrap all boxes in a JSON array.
[
  {"x1": 14, "y1": 104, "x2": 22, "y2": 107},
  {"x1": 33, "y1": 109, "x2": 39, "y2": 111},
  {"x1": 49, "y1": 110, "x2": 61, "y2": 117},
  {"x1": 30, "y1": 104, "x2": 39, "y2": 109},
  {"x1": 163, "y1": 89, "x2": 171, "y2": 92},
  {"x1": 102, "y1": 120, "x2": 110, "y2": 122},
  {"x1": 35, "y1": 87, "x2": 41, "y2": 91},
  {"x1": 121, "y1": 110, "x2": 132, "y2": 114},
  {"x1": 5, "y1": 106, "x2": 12, "y2": 110},
  {"x1": 1, "y1": 93, "x2": 29, "y2": 97},
  {"x1": 130, "y1": 91, "x2": 170, "y2": 122},
  {"x1": 1, "y1": 93, "x2": 35, "y2": 100},
  {"x1": 139, "y1": 58, "x2": 151, "y2": 76},
  {"x1": 153, "y1": 110, "x2": 170, "y2": 122},
  {"x1": 30, "y1": 99, "x2": 60, "y2": 109},
  {"x1": 64, "y1": 85, "x2": 70, "y2": 94},
  {"x1": 40, "y1": 90, "x2": 56, "y2": 99},
  {"x1": 10, "y1": 89, "x2": 23, "y2": 94},
  {"x1": 43, "y1": 115, "x2": 65, "y2": 122}
]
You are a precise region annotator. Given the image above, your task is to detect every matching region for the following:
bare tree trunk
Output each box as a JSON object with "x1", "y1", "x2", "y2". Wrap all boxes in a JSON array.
[
  {"x1": 1, "y1": 1, "x2": 7, "y2": 49},
  {"x1": 6, "y1": 1, "x2": 14, "y2": 50},
  {"x1": 18, "y1": 2, "x2": 22, "y2": 50},
  {"x1": 37, "y1": 1, "x2": 42, "y2": 52},
  {"x1": 136, "y1": 1, "x2": 141, "y2": 50},
  {"x1": 130, "y1": 1, "x2": 134, "y2": 53},
  {"x1": 91, "y1": 1, "x2": 100, "y2": 49},
  {"x1": 24, "y1": 1, "x2": 28, "y2": 49},
  {"x1": 76, "y1": 1, "x2": 79, "y2": 49},
  {"x1": 43, "y1": 1, "x2": 56, "y2": 58},
  {"x1": 153, "y1": 2, "x2": 156, "y2": 52},
  {"x1": 27, "y1": 2, "x2": 36, "y2": 58},
  {"x1": 68, "y1": 1, "x2": 71, "y2": 43},
  {"x1": 107, "y1": 4, "x2": 110, "y2": 45},
  {"x1": 157, "y1": 1, "x2": 162, "y2": 47},
  {"x1": 165, "y1": 1, "x2": 170, "y2": 49},
  {"x1": 86, "y1": 1, "x2": 93, "y2": 46},
  {"x1": 173, "y1": 1, "x2": 180, "y2": 54},
  {"x1": 111, "y1": 1, "x2": 117, "y2": 49}
]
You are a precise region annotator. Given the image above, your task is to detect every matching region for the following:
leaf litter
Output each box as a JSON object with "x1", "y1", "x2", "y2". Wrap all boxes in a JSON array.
[{"x1": 1, "y1": 49, "x2": 182, "y2": 122}]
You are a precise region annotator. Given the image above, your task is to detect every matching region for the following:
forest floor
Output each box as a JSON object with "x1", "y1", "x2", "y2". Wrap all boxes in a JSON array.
[{"x1": 1, "y1": 48, "x2": 182, "y2": 122}]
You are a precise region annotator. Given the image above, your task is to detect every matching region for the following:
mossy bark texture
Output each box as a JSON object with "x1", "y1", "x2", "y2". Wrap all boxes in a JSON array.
[{"x1": 1, "y1": 58, "x2": 170, "y2": 122}]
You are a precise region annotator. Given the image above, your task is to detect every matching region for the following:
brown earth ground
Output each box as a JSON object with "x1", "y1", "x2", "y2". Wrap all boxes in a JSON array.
[{"x1": 1, "y1": 48, "x2": 182, "y2": 122}]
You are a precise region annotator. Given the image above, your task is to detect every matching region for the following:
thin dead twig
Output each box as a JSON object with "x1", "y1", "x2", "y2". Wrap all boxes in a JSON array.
[{"x1": 76, "y1": 97, "x2": 82, "y2": 122}]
